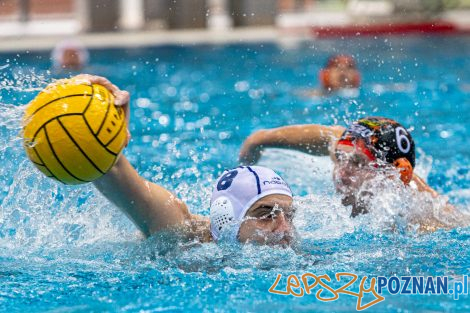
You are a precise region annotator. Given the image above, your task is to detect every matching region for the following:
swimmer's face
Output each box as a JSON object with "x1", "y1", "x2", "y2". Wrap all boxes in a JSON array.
[
  {"x1": 333, "y1": 141, "x2": 377, "y2": 195},
  {"x1": 324, "y1": 58, "x2": 360, "y2": 91},
  {"x1": 238, "y1": 194, "x2": 296, "y2": 246},
  {"x1": 61, "y1": 48, "x2": 82, "y2": 70}
]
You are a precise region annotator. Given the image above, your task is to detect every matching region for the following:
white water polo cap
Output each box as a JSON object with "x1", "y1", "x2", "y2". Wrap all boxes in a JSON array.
[{"x1": 210, "y1": 166, "x2": 293, "y2": 242}]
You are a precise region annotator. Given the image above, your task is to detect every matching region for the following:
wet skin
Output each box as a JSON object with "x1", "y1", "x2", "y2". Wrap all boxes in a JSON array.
[
  {"x1": 333, "y1": 142, "x2": 384, "y2": 216},
  {"x1": 238, "y1": 194, "x2": 296, "y2": 246}
]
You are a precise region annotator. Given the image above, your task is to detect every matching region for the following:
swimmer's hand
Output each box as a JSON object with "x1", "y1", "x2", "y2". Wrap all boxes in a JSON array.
[{"x1": 72, "y1": 74, "x2": 131, "y2": 146}]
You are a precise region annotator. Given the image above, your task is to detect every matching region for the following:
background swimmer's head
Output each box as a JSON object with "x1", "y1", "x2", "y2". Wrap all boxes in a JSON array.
[
  {"x1": 51, "y1": 39, "x2": 89, "y2": 71},
  {"x1": 320, "y1": 54, "x2": 361, "y2": 92},
  {"x1": 210, "y1": 166, "x2": 295, "y2": 246},
  {"x1": 333, "y1": 117, "x2": 415, "y2": 195}
]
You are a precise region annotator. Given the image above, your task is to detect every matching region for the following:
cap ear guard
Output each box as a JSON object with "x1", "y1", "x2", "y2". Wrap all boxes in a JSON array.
[
  {"x1": 210, "y1": 196, "x2": 237, "y2": 241},
  {"x1": 393, "y1": 157, "x2": 413, "y2": 185}
]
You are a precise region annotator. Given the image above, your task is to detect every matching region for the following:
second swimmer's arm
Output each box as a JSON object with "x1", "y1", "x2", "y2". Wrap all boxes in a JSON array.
[
  {"x1": 411, "y1": 174, "x2": 439, "y2": 198},
  {"x1": 239, "y1": 124, "x2": 345, "y2": 164},
  {"x1": 411, "y1": 174, "x2": 456, "y2": 213},
  {"x1": 93, "y1": 155, "x2": 192, "y2": 237},
  {"x1": 408, "y1": 173, "x2": 469, "y2": 231}
]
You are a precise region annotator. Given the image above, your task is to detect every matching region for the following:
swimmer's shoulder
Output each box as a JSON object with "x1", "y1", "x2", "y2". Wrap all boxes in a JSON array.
[
  {"x1": 410, "y1": 174, "x2": 439, "y2": 197},
  {"x1": 147, "y1": 213, "x2": 211, "y2": 244},
  {"x1": 183, "y1": 214, "x2": 213, "y2": 243}
]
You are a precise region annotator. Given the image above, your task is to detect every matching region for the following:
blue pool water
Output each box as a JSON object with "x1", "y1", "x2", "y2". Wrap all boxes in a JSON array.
[{"x1": 0, "y1": 35, "x2": 469, "y2": 312}]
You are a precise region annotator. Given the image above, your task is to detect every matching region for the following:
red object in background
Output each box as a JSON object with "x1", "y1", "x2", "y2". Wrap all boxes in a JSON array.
[{"x1": 311, "y1": 21, "x2": 463, "y2": 37}]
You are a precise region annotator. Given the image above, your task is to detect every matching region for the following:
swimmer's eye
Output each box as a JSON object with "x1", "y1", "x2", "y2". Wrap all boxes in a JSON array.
[
  {"x1": 336, "y1": 152, "x2": 369, "y2": 168},
  {"x1": 264, "y1": 213, "x2": 277, "y2": 220},
  {"x1": 263, "y1": 208, "x2": 295, "y2": 222},
  {"x1": 253, "y1": 206, "x2": 275, "y2": 220}
]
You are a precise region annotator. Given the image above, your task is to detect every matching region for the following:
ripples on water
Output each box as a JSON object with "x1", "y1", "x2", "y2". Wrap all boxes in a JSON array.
[{"x1": 0, "y1": 36, "x2": 469, "y2": 312}]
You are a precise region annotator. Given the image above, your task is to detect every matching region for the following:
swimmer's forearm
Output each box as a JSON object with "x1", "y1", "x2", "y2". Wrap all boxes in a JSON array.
[
  {"x1": 411, "y1": 174, "x2": 439, "y2": 198},
  {"x1": 240, "y1": 125, "x2": 344, "y2": 163},
  {"x1": 411, "y1": 174, "x2": 457, "y2": 214},
  {"x1": 93, "y1": 156, "x2": 156, "y2": 236},
  {"x1": 93, "y1": 155, "x2": 190, "y2": 237}
]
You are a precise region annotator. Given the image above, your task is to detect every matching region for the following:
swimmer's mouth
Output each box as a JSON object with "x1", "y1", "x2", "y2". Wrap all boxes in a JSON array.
[
  {"x1": 269, "y1": 233, "x2": 294, "y2": 247},
  {"x1": 334, "y1": 178, "x2": 353, "y2": 194},
  {"x1": 267, "y1": 240, "x2": 291, "y2": 249}
]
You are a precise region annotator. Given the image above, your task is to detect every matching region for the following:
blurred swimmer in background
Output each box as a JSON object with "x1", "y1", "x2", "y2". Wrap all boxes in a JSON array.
[
  {"x1": 51, "y1": 39, "x2": 89, "y2": 72},
  {"x1": 73, "y1": 74, "x2": 297, "y2": 247},
  {"x1": 320, "y1": 54, "x2": 361, "y2": 92},
  {"x1": 240, "y1": 117, "x2": 467, "y2": 231},
  {"x1": 298, "y1": 54, "x2": 361, "y2": 97}
]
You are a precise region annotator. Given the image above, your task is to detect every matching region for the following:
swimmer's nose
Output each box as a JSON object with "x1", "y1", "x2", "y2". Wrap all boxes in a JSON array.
[
  {"x1": 272, "y1": 213, "x2": 294, "y2": 245},
  {"x1": 336, "y1": 167, "x2": 352, "y2": 184},
  {"x1": 274, "y1": 213, "x2": 291, "y2": 233}
]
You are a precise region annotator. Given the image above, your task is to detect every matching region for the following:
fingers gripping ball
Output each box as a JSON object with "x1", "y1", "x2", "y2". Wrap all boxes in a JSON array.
[{"x1": 22, "y1": 79, "x2": 127, "y2": 184}]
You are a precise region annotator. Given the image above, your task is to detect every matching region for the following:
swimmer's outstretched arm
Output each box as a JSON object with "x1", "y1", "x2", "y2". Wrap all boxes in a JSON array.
[
  {"x1": 239, "y1": 124, "x2": 345, "y2": 164},
  {"x1": 409, "y1": 173, "x2": 467, "y2": 231},
  {"x1": 73, "y1": 74, "x2": 205, "y2": 238},
  {"x1": 411, "y1": 174, "x2": 467, "y2": 231},
  {"x1": 93, "y1": 155, "x2": 192, "y2": 237}
]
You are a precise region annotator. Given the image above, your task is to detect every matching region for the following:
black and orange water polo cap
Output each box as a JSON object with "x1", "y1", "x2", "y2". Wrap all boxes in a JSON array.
[{"x1": 337, "y1": 117, "x2": 416, "y2": 169}]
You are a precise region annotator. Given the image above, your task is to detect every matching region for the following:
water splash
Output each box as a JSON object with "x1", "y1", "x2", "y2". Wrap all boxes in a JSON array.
[
  {"x1": 0, "y1": 39, "x2": 469, "y2": 312},
  {"x1": 0, "y1": 66, "x2": 49, "y2": 94}
]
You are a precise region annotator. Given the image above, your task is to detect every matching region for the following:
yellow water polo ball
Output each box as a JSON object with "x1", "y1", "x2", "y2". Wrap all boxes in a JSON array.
[{"x1": 22, "y1": 78, "x2": 127, "y2": 184}]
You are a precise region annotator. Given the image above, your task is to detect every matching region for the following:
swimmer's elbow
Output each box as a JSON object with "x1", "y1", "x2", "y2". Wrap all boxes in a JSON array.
[{"x1": 144, "y1": 188, "x2": 192, "y2": 233}]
